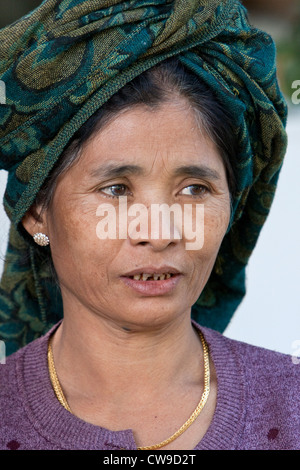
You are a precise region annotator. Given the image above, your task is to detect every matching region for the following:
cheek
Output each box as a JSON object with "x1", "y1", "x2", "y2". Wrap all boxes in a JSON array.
[
  {"x1": 190, "y1": 197, "x2": 230, "y2": 267},
  {"x1": 204, "y1": 203, "x2": 230, "y2": 252},
  {"x1": 46, "y1": 199, "x2": 112, "y2": 278},
  {"x1": 183, "y1": 197, "x2": 230, "y2": 293}
]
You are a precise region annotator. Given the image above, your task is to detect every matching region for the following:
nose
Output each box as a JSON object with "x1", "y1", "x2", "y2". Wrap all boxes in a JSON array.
[{"x1": 127, "y1": 202, "x2": 183, "y2": 251}]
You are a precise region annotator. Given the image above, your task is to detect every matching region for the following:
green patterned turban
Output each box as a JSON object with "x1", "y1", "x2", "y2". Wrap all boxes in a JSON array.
[{"x1": 0, "y1": 0, "x2": 287, "y2": 354}]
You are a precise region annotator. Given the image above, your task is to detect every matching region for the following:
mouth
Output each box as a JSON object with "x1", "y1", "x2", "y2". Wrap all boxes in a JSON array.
[{"x1": 120, "y1": 268, "x2": 182, "y2": 295}]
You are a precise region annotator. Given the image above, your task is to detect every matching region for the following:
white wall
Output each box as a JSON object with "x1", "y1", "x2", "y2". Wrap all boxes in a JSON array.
[{"x1": 0, "y1": 111, "x2": 299, "y2": 354}]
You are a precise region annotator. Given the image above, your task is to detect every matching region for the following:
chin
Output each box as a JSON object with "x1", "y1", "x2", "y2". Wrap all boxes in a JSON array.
[{"x1": 112, "y1": 303, "x2": 190, "y2": 332}]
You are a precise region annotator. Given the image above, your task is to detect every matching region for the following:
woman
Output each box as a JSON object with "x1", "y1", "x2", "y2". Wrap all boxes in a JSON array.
[{"x1": 0, "y1": 0, "x2": 299, "y2": 451}]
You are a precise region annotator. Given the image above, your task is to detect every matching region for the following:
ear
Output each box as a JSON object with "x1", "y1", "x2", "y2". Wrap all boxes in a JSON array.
[{"x1": 21, "y1": 204, "x2": 48, "y2": 239}]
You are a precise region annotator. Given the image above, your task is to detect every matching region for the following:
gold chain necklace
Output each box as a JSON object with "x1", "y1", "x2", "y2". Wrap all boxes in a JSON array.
[{"x1": 47, "y1": 330, "x2": 210, "y2": 450}]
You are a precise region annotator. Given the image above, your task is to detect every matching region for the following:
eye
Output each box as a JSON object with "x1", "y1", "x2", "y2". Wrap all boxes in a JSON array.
[
  {"x1": 180, "y1": 184, "x2": 209, "y2": 197},
  {"x1": 100, "y1": 184, "x2": 129, "y2": 198}
]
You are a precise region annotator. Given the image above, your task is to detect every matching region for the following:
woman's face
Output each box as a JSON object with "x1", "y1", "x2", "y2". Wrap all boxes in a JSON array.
[{"x1": 33, "y1": 100, "x2": 231, "y2": 330}]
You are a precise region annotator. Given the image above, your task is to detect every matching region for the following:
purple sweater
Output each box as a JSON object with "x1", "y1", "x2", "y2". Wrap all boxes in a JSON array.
[{"x1": 0, "y1": 323, "x2": 299, "y2": 450}]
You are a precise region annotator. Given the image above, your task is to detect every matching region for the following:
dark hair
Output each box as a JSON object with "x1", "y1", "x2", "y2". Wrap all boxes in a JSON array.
[{"x1": 35, "y1": 57, "x2": 237, "y2": 212}]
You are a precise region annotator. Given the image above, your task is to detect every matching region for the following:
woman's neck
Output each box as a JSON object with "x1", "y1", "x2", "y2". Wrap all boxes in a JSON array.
[{"x1": 51, "y1": 308, "x2": 204, "y2": 409}]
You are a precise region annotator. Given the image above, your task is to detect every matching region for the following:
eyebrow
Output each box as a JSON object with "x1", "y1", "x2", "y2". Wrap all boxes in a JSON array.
[
  {"x1": 90, "y1": 163, "x2": 221, "y2": 180},
  {"x1": 90, "y1": 164, "x2": 144, "y2": 179},
  {"x1": 173, "y1": 165, "x2": 221, "y2": 180}
]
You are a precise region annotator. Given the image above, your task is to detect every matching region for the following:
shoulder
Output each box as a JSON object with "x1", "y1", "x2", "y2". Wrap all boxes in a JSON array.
[
  {"x1": 0, "y1": 336, "x2": 38, "y2": 409},
  {"x1": 0, "y1": 344, "x2": 22, "y2": 392},
  {"x1": 224, "y1": 332, "x2": 299, "y2": 382},
  {"x1": 201, "y1": 325, "x2": 299, "y2": 380},
  {"x1": 0, "y1": 342, "x2": 28, "y2": 446},
  {"x1": 226, "y1": 333, "x2": 300, "y2": 409},
  {"x1": 0, "y1": 327, "x2": 56, "y2": 450},
  {"x1": 0, "y1": 328, "x2": 52, "y2": 425},
  {"x1": 0, "y1": 326, "x2": 53, "y2": 391},
  {"x1": 200, "y1": 326, "x2": 300, "y2": 449}
]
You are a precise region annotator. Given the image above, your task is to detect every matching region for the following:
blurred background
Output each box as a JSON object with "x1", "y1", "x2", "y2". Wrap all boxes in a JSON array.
[{"x1": 0, "y1": 0, "x2": 299, "y2": 354}]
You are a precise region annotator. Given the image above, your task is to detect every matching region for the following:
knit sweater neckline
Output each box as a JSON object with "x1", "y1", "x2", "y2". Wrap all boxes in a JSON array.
[{"x1": 16, "y1": 322, "x2": 245, "y2": 450}]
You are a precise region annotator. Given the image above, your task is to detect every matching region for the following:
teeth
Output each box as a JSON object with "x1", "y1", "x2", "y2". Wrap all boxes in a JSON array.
[{"x1": 131, "y1": 273, "x2": 173, "y2": 281}]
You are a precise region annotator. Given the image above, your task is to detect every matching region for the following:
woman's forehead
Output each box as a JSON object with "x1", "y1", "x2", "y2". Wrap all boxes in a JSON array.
[{"x1": 78, "y1": 104, "x2": 225, "y2": 176}]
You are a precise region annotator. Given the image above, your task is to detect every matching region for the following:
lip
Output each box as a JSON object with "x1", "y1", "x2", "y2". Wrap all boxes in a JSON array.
[{"x1": 120, "y1": 266, "x2": 183, "y2": 296}]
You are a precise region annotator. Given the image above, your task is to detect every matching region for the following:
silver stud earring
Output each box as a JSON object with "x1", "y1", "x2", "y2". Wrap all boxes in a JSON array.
[{"x1": 33, "y1": 232, "x2": 50, "y2": 246}]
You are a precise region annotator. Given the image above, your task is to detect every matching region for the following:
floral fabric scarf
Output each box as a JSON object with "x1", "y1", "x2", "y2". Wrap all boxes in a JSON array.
[{"x1": 0, "y1": 0, "x2": 287, "y2": 354}]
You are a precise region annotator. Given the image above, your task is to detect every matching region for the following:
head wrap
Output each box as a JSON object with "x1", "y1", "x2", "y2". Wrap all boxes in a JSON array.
[{"x1": 0, "y1": 0, "x2": 287, "y2": 354}]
